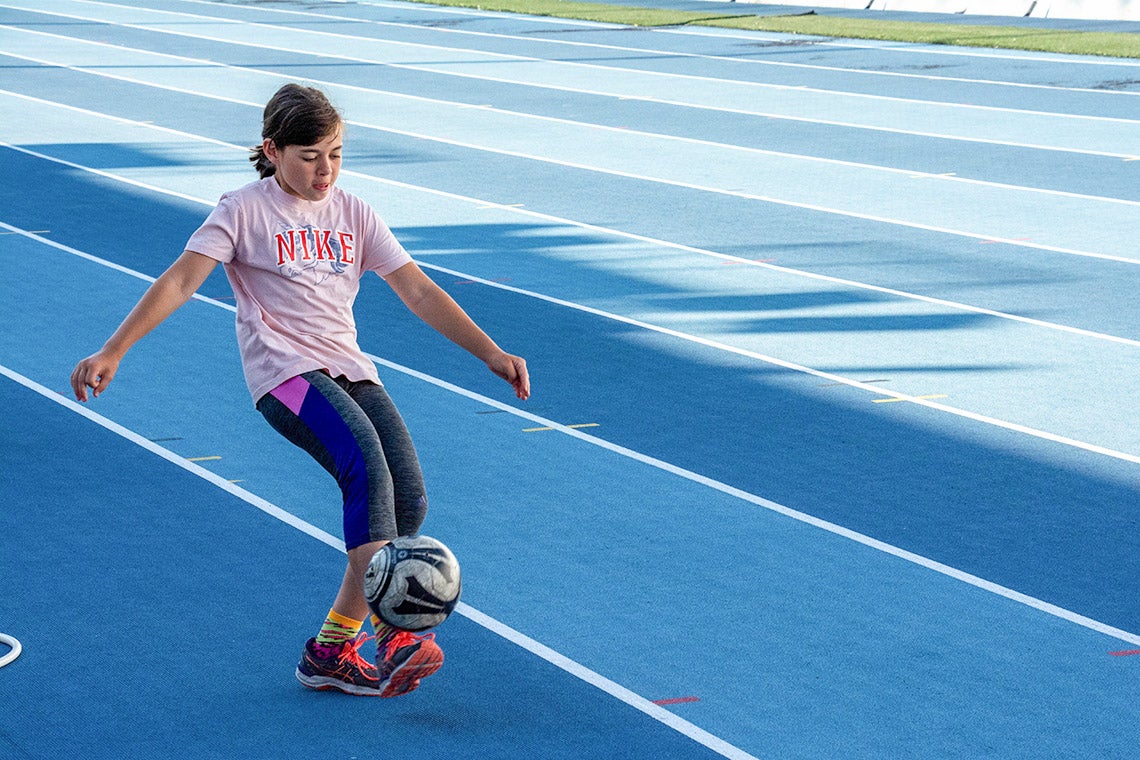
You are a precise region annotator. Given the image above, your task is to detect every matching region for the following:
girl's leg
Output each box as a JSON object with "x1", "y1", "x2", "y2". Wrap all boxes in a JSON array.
[
  {"x1": 338, "y1": 378, "x2": 443, "y2": 697},
  {"x1": 257, "y1": 371, "x2": 440, "y2": 696},
  {"x1": 341, "y1": 377, "x2": 427, "y2": 538},
  {"x1": 314, "y1": 377, "x2": 429, "y2": 624},
  {"x1": 334, "y1": 540, "x2": 388, "y2": 623},
  {"x1": 256, "y1": 371, "x2": 393, "y2": 694},
  {"x1": 257, "y1": 371, "x2": 405, "y2": 551}
]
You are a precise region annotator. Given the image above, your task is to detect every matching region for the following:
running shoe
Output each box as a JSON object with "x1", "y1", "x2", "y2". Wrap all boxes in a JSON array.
[
  {"x1": 377, "y1": 631, "x2": 443, "y2": 698},
  {"x1": 295, "y1": 633, "x2": 380, "y2": 696}
]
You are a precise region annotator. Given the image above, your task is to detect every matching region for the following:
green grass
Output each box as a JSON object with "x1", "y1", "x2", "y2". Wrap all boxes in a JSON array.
[{"x1": 403, "y1": 0, "x2": 1140, "y2": 58}]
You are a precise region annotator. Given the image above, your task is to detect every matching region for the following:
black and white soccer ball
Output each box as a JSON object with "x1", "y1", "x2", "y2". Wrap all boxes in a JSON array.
[{"x1": 363, "y1": 535, "x2": 461, "y2": 632}]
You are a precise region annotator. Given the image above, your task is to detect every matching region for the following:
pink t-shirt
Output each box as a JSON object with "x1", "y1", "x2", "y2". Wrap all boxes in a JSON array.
[{"x1": 186, "y1": 176, "x2": 413, "y2": 403}]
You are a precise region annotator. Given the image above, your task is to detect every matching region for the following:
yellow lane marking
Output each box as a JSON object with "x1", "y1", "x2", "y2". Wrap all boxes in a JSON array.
[{"x1": 523, "y1": 423, "x2": 600, "y2": 432}]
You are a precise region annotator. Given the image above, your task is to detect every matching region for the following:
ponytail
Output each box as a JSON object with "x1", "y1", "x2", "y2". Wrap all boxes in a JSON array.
[{"x1": 249, "y1": 144, "x2": 275, "y2": 178}]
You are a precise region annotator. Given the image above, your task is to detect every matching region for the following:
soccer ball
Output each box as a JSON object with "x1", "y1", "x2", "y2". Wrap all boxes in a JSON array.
[{"x1": 363, "y1": 535, "x2": 461, "y2": 632}]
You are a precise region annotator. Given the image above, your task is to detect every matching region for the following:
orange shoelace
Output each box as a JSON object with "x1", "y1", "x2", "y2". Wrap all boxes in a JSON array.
[
  {"x1": 338, "y1": 633, "x2": 378, "y2": 674},
  {"x1": 382, "y1": 630, "x2": 434, "y2": 660}
]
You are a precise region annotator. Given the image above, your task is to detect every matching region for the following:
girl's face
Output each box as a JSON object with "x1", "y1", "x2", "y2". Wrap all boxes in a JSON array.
[{"x1": 265, "y1": 128, "x2": 342, "y2": 202}]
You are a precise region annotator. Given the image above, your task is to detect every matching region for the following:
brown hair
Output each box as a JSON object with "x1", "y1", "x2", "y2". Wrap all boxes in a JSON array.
[{"x1": 249, "y1": 84, "x2": 343, "y2": 178}]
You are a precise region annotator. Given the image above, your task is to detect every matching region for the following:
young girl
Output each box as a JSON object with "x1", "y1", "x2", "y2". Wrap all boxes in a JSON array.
[{"x1": 70, "y1": 83, "x2": 530, "y2": 698}]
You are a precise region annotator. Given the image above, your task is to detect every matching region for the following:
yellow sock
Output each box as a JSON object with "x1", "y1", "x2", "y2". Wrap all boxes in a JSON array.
[{"x1": 315, "y1": 609, "x2": 364, "y2": 649}]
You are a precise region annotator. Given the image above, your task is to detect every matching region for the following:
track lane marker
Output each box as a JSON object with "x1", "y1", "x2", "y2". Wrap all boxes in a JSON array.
[{"x1": 523, "y1": 422, "x2": 599, "y2": 432}]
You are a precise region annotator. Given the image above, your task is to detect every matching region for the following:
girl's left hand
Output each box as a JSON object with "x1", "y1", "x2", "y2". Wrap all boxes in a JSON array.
[{"x1": 487, "y1": 352, "x2": 530, "y2": 400}]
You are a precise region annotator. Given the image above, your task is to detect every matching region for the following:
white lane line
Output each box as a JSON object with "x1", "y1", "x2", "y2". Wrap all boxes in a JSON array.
[
  {"x1": 7, "y1": 232, "x2": 1140, "y2": 656},
  {"x1": 5, "y1": 185, "x2": 1140, "y2": 461},
  {"x1": 283, "y1": 0, "x2": 1140, "y2": 68},
  {"x1": 1, "y1": 43, "x2": 1138, "y2": 263},
  {"x1": 363, "y1": 352, "x2": 1140, "y2": 651},
  {"x1": 44, "y1": 0, "x2": 1140, "y2": 123},
  {"x1": 0, "y1": 363, "x2": 760, "y2": 760},
  {"x1": 4, "y1": 90, "x2": 1140, "y2": 344},
  {"x1": 411, "y1": 261, "x2": 1140, "y2": 469},
  {"x1": 5, "y1": 92, "x2": 1140, "y2": 462},
  {"x1": 5, "y1": 23, "x2": 1140, "y2": 195},
  {"x1": 155, "y1": 0, "x2": 1140, "y2": 98},
  {"x1": 4, "y1": 0, "x2": 1139, "y2": 165}
]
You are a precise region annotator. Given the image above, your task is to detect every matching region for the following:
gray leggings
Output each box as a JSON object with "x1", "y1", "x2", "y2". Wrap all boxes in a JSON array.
[{"x1": 255, "y1": 371, "x2": 427, "y2": 549}]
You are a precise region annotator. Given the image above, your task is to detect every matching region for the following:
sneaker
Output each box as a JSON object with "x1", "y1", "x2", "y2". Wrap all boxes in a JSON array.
[
  {"x1": 376, "y1": 631, "x2": 443, "y2": 698},
  {"x1": 295, "y1": 633, "x2": 380, "y2": 696}
]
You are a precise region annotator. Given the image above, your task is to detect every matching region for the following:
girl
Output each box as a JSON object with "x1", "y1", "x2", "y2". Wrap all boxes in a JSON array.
[{"x1": 70, "y1": 83, "x2": 530, "y2": 698}]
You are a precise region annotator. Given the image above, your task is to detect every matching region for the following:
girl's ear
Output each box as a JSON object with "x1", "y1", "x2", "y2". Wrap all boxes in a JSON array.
[{"x1": 262, "y1": 138, "x2": 279, "y2": 164}]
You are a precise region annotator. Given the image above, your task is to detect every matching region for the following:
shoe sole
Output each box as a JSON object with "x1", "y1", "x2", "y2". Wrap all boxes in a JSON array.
[
  {"x1": 380, "y1": 646, "x2": 443, "y2": 698},
  {"x1": 295, "y1": 668, "x2": 381, "y2": 696}
]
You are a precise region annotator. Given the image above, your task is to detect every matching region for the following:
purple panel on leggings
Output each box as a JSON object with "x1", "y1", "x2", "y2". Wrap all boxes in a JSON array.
[{"x1": 269, "y1": 375, "x2": 310, "y2": 416}]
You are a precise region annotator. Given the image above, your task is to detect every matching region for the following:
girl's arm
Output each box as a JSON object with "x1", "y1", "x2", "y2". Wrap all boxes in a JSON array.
[
  {"x1": 71, "y1": 250, "x2": 219, "y2": 402},
  {"x1": 384, "y1": 262, "x2": 530, "y2": 400}
]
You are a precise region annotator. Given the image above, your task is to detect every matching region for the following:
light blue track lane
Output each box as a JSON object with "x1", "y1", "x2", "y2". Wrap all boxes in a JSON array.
[{"x1": 2, "y1": 18, "x2": 1137, "y2": 206}]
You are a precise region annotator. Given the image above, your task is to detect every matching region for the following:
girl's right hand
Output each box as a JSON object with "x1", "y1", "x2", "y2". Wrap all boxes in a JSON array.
[
  {"x1": 66, "y1": 250, "x2": 219, "y2": 403},
  {"x1": 71, "y1": 351, "x2": 121, "y2": 402}
]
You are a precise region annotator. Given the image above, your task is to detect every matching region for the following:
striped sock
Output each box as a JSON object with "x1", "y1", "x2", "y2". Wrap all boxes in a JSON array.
[
  {"x1": 314, "y1": 610, "x2": 364, "y2": 656},
  {"x1": 371, "y1": 614, "x2": 398, "y2": 648}
]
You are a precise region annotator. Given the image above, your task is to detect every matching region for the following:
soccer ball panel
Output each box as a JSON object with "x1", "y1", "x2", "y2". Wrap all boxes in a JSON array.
[{"x1": 363, "y1": 535, "x2": 461, "y2": 632}]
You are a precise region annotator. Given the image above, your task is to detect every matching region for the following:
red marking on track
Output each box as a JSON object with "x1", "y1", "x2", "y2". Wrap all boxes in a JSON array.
[
  {"x1": 652, "y1": 696, "x2": 700, "y2": 705},
  {"x1": 1109, "y1": 649, "x2": 1140, "y2": 657}
]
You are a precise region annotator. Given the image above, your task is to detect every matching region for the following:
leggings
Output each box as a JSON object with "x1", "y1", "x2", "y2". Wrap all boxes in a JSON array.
[{"x1": 256, "y1": 370, "x2": 427, "y2": 550}]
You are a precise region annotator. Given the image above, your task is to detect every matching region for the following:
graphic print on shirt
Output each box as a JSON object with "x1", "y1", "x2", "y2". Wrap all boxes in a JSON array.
[{"x1": 274, "y1": 223, "x2": 356, "y2": 280}]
